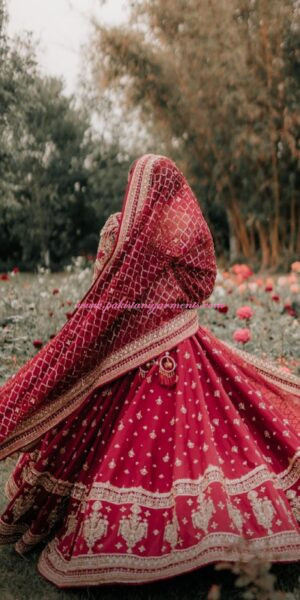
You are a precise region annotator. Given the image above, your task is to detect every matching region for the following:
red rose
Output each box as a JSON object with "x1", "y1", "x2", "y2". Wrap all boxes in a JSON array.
[
  {"x1": 33, "y1": 339, "x2": 43, "y2": 348},
  {"x1": 265, "y1": 284, "x2": 273, "y2": 292},
  {"x1": 233, "y1": 328, "x2": 252, "y2": 344},
  {"x1": 271, "y1": 294, "x2": 280, "y2": 302},
  {"x1": 215, "y1": 304, "x2": 229, "y2": 313},
  {"x1": 0, "y1": 273, "x2": 9, "y2": 281},
  {"x1": 284, "y1": 304, "x2": 296, "y2": 317},
  {"x1": 52, "y1": 288, "x2": 60, "y2": 295},
  {"x1": 12, "y1": 267, "x2": 20, "y2": 273}
]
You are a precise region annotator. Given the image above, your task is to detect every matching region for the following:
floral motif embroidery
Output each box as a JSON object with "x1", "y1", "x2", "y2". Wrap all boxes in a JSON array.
[
  {"x1": 191, "y1": 490, "x2": 215, "y2": 533},
  {"x1": 285, "y1": 489, "x2": 300, "y2": 522},
  {"x1": 82, "y1": 501, "x2": 109, "y2": 553},
  {"x1": 118, "y1": 503, "x2": 148, "y2": 553},
  {"x1": 163, "y1": 511, "x2": 179, "y2": 550},
  {"x1": 227, "y1": 500, "x2": 244, "y2": 533},
  {"x1": 11, "y1": 487, "x2": 37, "y2": 520},
  {"x1": 63, "y1": 505, "x2": 79, "y2": 542},
  {"x1": 247, "y1": 490, "x2": 275, "y2": 534}
]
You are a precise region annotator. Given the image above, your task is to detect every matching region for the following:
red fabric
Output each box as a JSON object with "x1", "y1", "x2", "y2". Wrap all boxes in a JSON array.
[
  {"x1": 0, "y1": 155, "x2": 217, "y2": 458},
  {"x1": 0, "y1": 327, "x2": 299, "y2": 587}
]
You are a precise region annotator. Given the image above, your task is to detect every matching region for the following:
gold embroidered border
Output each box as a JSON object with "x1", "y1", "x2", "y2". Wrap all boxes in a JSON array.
[
  {"x1": 37, "y1": 531, "x2": 300, "y2": 586},
  {"x1": 222, "y1": 341, "x2": 300, "y2": 397},
  {"x1": 15, "y1": 529, "x2": 49, "y2": 555},
  {"x1": 94, "y1": 310, "x2": 199, "y2": 383},
  {"x1": 8, "y1": 449, "x2": 300, "y2": 508},
  {"x1": 0, "y1": 517, "x2": 27, "y2": 539},
  {"x1": 0, "y1": 309, "x2": 198, "y2": 460},
  {"x1": 4, "y1": 473, "x2": 19, "y2": 500}
]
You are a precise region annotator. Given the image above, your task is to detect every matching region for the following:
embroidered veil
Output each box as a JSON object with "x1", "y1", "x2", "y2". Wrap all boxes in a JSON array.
[{"x1": 0, "y1": 154, "x2": 217, "y2": 458}]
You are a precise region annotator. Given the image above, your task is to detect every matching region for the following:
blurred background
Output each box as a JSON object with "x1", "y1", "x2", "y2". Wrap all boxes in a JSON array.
[{"x1": 0, "y1": 0, "x2": 299, "y2": 273}]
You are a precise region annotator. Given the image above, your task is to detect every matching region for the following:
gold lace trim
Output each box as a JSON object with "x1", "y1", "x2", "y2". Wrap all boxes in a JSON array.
[
  {"x1": 0, "y1": 309, "x2": 198, "y2": 460},
  {"x1": 37, "y1": 531, "x2": 300, "y2": 586},
  {"x1": 223, "y1": 341, "x2": 300, "y2": 397},
  {"x1": 6, "y1": 449, "x2": 300, "y2": 508}
]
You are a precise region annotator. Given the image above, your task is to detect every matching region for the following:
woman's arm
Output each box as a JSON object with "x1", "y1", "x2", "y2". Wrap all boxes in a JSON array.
[
  {"x1": 150, "y1": 190, "x2": 217, "y2": 304},
  {"x1": 92, "y1": 212, "x2": 121, "y2": 283}
]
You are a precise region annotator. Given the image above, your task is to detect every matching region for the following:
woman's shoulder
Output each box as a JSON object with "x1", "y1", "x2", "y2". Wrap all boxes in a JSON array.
[{"x1": 100, "y1": 212, "x2": 122, "y2": 237}]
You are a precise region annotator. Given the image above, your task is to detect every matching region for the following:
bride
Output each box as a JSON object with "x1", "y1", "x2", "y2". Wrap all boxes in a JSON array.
[{"x1": 0, "y1": 154, "x2": 299, "y2": 588}]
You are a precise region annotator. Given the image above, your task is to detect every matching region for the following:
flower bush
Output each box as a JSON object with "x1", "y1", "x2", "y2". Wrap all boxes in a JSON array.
[
  {"x1": 0, "y1": 259, "x2": 299, "y2": 597},
  {"x1": 236, "y1": 306, "x2": 254, "y2": 320},
  {"x1": 0, "y1": 258, "x2": 92, "y2": 383},
  {"x1": 200, "y1": 263, "x2": 300, "y2": 376},
  {"x1": 0, "y1": 260, "x2": 299, "y2": 385},
  {"x1": 233, "y1": 328, "x2": 252, "y2": 344}
]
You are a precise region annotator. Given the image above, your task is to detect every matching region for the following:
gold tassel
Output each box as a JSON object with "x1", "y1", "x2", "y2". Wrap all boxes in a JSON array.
[{"x1": 158, "y1": 352, "x2": 177, "y2": 387}]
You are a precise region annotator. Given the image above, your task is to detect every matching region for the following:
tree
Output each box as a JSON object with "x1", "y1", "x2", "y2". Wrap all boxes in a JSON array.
[
  {"x1": 89, "y1": 0, "x2": 300, "y2": 269},
  {"x1": 0, "y1": 5, "x2": 133, "y2": 271}
]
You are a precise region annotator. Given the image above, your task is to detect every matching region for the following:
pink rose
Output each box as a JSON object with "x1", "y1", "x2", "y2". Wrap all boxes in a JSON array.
[
  {"x1": 256, "y1": 278, "x2": 264, "y2": 287},
  {"x1": 238, "y1": 284, "x2": 247, "y2": 293},
  {"x1": 233, "y1": 328, "x2": 252, "y2": 344},
  {"x1": 248, "y1": 282, "x2": 258, "y2": 293},
  {"x1": 277, "y1": 276, "x2": 287, "y2": 287},
  {"x1": 279, "y1": 366, "x2": 291, "y2": 374},
  {"x1": 291, "y1": 261, "x2": 300, "y2": 273},
  {"x1": 231, "y1": 264, "x2": 253, "y2": 280},
  {"x1": 236, "y1": 306, "x2": 254, "y2": 320},
  {"x1": 288, "y1": 273, "x2": 297, "y2": 284}
]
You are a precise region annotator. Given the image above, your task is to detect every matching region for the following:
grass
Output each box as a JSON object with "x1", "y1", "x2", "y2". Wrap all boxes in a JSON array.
[{"x1": 0, "y1": 262, "x2": 300, "y2": 598}]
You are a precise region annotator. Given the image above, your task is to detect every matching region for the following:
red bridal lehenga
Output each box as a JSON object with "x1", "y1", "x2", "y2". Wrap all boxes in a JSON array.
[{"x1": 0, "y1": 155, "x2": 299, "y2": 588}]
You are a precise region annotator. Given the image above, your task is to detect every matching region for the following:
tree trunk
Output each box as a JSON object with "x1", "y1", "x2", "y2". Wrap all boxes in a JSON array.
[
  {"x1": 260, "y1": 17, "x2": 282, "y2": 268},
  {"x1": 296, "y1": 206, "x2": 300, "y2": 255},
  {"x1": 249, "y1": 222, "x2": 256, "y2": 257},
  {"x1": 289, "y1": 190, "x2": 296, "y2": 254},
  {"x1": 255, "y1": 221, "x2": 270, "y2": 270},
  {"x1": 229, "y1": 197, "x2": 252, "y2": 259},
  {"x1": 43, "y1": 248, "x2": 50, "y2": 268},
  {"x1": 226, "y1": 207, "x2": 240, "y2": 262}
]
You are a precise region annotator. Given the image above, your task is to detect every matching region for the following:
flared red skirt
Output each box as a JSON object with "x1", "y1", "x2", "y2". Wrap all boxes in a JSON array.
[{"x1": 0, "y1": 326, "x2": 299, "y2": 587}]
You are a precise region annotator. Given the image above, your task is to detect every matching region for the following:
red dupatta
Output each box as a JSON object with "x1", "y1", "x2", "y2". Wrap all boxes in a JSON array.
[{"x1": 0, "y1": 154, "x2": 217, "y2": 459}]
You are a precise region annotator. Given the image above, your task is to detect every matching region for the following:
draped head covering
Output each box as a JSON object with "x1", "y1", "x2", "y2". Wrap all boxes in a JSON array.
[{"x1": 0, "y1": 154, "x2": 217, "y2": 459}]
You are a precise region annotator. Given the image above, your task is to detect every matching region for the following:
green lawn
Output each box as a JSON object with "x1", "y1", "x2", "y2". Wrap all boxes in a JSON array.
[{"x1": 0, "y1": 264, "x2": 299, "y2": 598}]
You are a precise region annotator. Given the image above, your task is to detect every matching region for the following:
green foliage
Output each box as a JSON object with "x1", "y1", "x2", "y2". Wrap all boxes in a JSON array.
[{"x1": 0, "y1": 2, "x2": 133, "y2": 272}]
